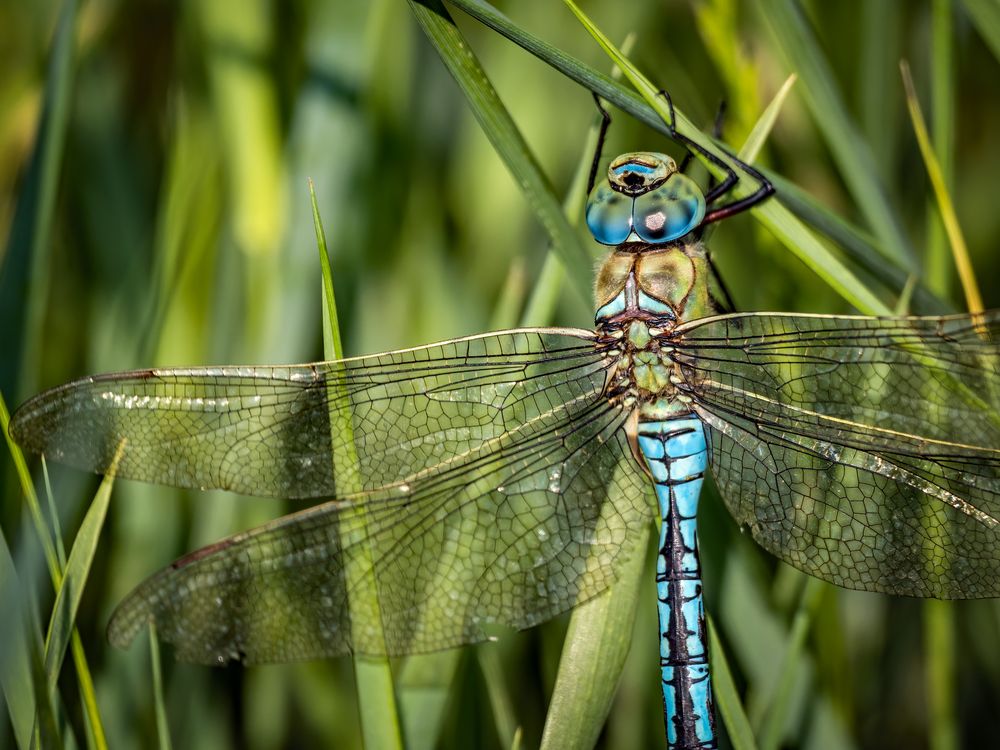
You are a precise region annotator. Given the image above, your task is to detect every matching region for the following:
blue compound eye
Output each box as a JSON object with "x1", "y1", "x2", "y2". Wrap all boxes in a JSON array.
[
  {"x1": 632, "y1": 173, "x2": 706, "y2": 243},
  {"x1": 586, "y1": 183, "x2": 633, "y2": 245}
]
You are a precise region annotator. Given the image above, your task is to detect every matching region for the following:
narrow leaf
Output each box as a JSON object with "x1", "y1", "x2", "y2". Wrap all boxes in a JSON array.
[
  {"x1": 311, "y1": 181, "x2": 404, "y2": 750},
  {"x1": 409, "y1": 0, "x2": 594, "y2": 301},
  {"x1": 707, "y1": 617, "x2": 758, "y2": 750},
  {"x1": 43, "y1": 441, "x2": 120, "y2": 693}
]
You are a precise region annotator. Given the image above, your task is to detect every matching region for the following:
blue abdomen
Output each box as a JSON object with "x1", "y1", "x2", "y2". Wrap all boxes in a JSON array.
[{"x1": 638, "y1": 415, "x2": 716, "y2": 750}]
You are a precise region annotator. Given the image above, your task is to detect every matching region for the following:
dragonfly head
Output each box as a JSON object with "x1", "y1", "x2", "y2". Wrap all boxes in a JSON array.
[{"x1": 586, "y1": 152, "x2": 706, "y2": 246}]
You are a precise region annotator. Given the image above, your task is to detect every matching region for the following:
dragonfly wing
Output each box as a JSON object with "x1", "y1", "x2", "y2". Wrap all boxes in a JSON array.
[
  {"x1": 11, "y1": 328, "x2": 604, "y2": 499},
  {"x1": 673, "y1": 311, "x2": 1000, "y2": 598},
  {"x1": 106, "y1": 393, "x2": 652, "y2": 663}
]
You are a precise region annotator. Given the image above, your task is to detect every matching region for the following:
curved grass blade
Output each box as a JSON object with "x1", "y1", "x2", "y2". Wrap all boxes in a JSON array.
[
  {"x1": 409, "y1": 0, "x2": 594, "y2": 301},
  {"x1": 539, "y1": 523, "x2": 650, "y2": 750},
  {"x1": 2, "y1": 392, "x2": 107, "y2": 749},
  {"x1": 962, "y1": 0, "x2": 1000, "y2": 62},
  {"x1": 43, "y1": 441, "x2": 120, "y2": 696},
  {"x1": 900, "y1": 61, "x2": 983, "y2": 315},
  {"x1": 0, "y1": 523, "x2": 37, "y2": 750},
  {"x1": 754, "y1": 0, "x2": 914, "y2": 270},
  {"x1": 707, "y1": 616, "x2": 758, "y2": 750},
  {"x1": 311, "y1": 182, "x2": 403, "y2": 750}
]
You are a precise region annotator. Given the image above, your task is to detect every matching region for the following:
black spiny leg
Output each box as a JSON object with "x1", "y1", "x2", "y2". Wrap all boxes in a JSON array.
[
  {"x1": 658, "y1": 89, "x2": 774, "y2": 225},
  {"x1": 586, "y1": 93, "x2": 613, "y2": 196}
]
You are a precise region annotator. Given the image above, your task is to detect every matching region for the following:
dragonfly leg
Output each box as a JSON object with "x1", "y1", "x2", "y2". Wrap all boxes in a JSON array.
[
  {"x1": 657, "y1": 88, "x2": 774, "y2": 225},
  {"x1": 679, "y1": 99, "x2": 727, "y2": 177},
  {"x1": 586, "y1": 92, "x2": 613, "y2": 196}
]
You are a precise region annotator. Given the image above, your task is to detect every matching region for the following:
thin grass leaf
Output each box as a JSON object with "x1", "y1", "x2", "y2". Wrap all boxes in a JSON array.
[
  {"x1": 397, "y1": 650, "x2": 462, "y2": 750},
  {"x1": 755, "y1": 0, "x2": 914, "y2": 270},
  {"x1": 561, "y1": 0, "x2": 892, "y2": 317},
  {"x1": 858, "y1": 0, "x2": 902, "y2": 183},
  {"x1": 900, "y1": 61, "x2": 983, "y2": 314},
  {"x1": 962, "y1": 0, "x2": 1000, "y2": 62},
  {"x1": 924, "y1": 0, "x2": 956, "y2": 299},
  {"x1": 311, "y1": 181, "x2": 403, "y2": 750},
  {"x1": 409, "y1": 0, "x2": 594, "y2": 301},
  {"x1": 539, "y1": 525, "x2": 651, "y2": 750},
  {"x1": 148, "y1": 623, "x2": 172, "y2": 750},
  {"x1": 740, "y1": 74, "x2": 796, "y2": 163},
  {"x1": 0, "y1": 0, "x2": 78, "y2": 403},
  {"x1": 478, "y1": 646, "x2": 519, "y2": 749},
  {"x1": 924, "y1": 600, "x2": 958, "y2": 750},
  {"x1": 0, "y1": 523, "x2": 36, "y2": 750},
  {"x1": 707, "y1": 616, "x2": 758, "y2": 750},
  {"x1": 756, "y1": 577, "x2": 824, "y2": 750},
  {"x1": 3, "y1": 394, "x2": 108, "y2": 749},
  {"x1": 43, "y1": 441, "x2": 120, "y2": 695}
]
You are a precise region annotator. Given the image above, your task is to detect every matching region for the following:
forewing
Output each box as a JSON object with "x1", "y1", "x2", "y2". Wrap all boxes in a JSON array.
[
  {"x1": 11, "y1": 329, "x2": 603, "y2": 499},
  {"x1": 106, "y1": 395, "x2": 653, "y2": 663},
  {"x1": 672, "y1": 311, "x2": 1000, "y2": 598}
]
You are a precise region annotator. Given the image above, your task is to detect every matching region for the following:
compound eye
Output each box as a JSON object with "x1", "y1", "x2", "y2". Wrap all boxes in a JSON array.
[
  {"x1": 585, "y1": 183, "x2": 633, "y2": 245},
  {"x1": 632, "y1": 173, "x2": 706, "y2": 243}
]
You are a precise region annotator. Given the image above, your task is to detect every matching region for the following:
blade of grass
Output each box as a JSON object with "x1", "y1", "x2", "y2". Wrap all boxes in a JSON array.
[
  {"x1": 2, "y1": 396, "x2": 108, "y2": 750},
  {"x1": 409, "y1": 0, "x2": 595, "y2": 302},
  {"x1": 0, "y1": 0, "x2": 78, "y2": 404},
  {"x1": 756, "y1": 577, "x2": 824, "y2": 750},
  {"x1": 707, "y1": 616, "x2": 758, "y2": 750},
  {"x1": 42, "y1": 439, "x2": 120, "y2": 695},
  {"x1": 0, "y1": 523, "x2": 36, "y2": 750},
  {"x1": 858, "y1": 0, "x2": 902, "y2": 183},
  {"x1": 539, "y1": 525, "x2": 650, "y2": 750},
  {"x1": 755, "y1": 0, "x2": 914, "y2": 270},
  {"x1": 561, "y1": 0, "x2": 892, "y2": 317},
  {"x1": 311, "y1": 181, "x2": 403, "y2": 750},
  {"x1": 900, "y1": 61, "x2": 982, "y2": 314},
  {"x1": 961, "y1": 0, "x2": 1000, "y2": 62},
  {"x1": 924, "y1": 0, "x2": 955, "y2": 300},
  {"x1": 149, "y1": 623, "x2": 172, "y2": 750}
]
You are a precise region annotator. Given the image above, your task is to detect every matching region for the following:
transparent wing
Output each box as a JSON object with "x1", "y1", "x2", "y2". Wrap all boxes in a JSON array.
[
  {"x1": 12, "y1": 328, "x2": 602, "y2": 499},
  {"x1": 13, "y1": 329, "x2": 656, "y2": 662},
  {"x1": 671, "y1": 311, "x2": 1000, "y2": 598}
]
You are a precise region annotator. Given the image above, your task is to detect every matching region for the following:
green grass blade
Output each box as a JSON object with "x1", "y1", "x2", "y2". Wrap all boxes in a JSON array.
[
  {"x1": 148, "y1": 623, "x2": 173, "y2": 750},
  {"x1": 755, "y1": 0, "x2": 913, "y2": 270},
  {"x1": 539, "y1": 526, "x2": 650, "y2": 750},
  {"x1": 0, "y1": 523, "x2": 36, "y2": 750},
  {"x1": 962, "y1": 0, "x2": 1000, "y2": 62},
  {"x1": 707, "y1": 616, "x2": 758, "y2": 750},
  {"x1": 0, "y1": 0, "x2": 78, "y2": 403},
  {"x1": 924, "y1": 0, "x2": 957, "y2": 299},
  {"x1": 2, "y1": 395, "x2": 107, "y2": 749},
  {"x1": 409, "y1": 0, "x2": 594, "y2": 302},
  {"x1": 561, "y1": 0, "x2": 891, "y2": 317},
  {"x1": 397, "y1": 651, "x2": 462, "y2": 750},
  {"x1": 900, "y1": 62, "x2": 982, "y2": 314},
  {"x1": 858, "y1": 0, "x2": 902, "y2": 184},
  {"x1": 42, "y1": 443, "x2": 119, "y2": 695},
  {"x1": 311, "y1": 181, "x2": 403, "y2": 750},
  {"x1": 756, "y1": 578, "x2": 823, "y2": 750}
]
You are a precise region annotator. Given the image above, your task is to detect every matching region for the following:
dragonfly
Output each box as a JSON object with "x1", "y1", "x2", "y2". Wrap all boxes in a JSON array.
[{"x1": 10, "y1": 91, "x2": 1000, "y2": 750}]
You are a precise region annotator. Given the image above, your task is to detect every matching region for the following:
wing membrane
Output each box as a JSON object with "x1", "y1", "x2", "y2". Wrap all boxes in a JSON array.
[
  {"x1": 106, "y1": 385, "x2": 652, "y2": 662},
  {"x1": 11, "y1": 328, "x2": 604, "y2": 499},
  {"x1": 672, "y1": 311, "x2": 1000, "y2": 597},
  {"x1": 10, "y1": 328, "x2": 657, "y2": 661}
]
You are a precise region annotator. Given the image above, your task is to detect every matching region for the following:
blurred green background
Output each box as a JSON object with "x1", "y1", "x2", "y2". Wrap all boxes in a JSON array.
[{"x1": 2, "y1": 1, "x2": 1000, "y2": 748}]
